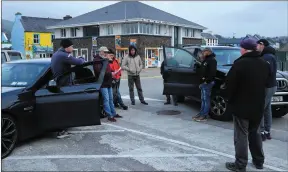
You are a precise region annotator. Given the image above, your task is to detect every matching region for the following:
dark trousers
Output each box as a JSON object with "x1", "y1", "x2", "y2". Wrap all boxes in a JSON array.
[
  {"x1": 166, "y1": 95, "x2": 177, "y2": 103},
  {"x1": 233, "y1": 116, "x2": 265, "y2": 168},
  {"x1": 128, "y1": 75, "x2": 144, "y2": 103},
  {"x1": 112, "y1": 79, "x2": 124, "y2": 106}
]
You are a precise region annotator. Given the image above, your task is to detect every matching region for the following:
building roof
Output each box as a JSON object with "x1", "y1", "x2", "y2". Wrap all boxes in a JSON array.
[
  {"x1": 2, "y1": 19, "x2": 13, "y2": 40},
  {"x1": 201, "y1": 32, "x2": 217, "y2": 39},
  {"x1": 21, "y1": 16, "x2": 62, "y2": 32},
  {"x1": 47, "y1": 1, "x2": 206, "y2": 30},
  {"x1": 218, "y1": 38, "x2": 243, "y2": 45}
]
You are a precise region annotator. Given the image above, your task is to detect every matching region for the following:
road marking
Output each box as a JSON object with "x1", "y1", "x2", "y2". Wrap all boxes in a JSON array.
[
  {"x1": 102, "y1": 123, "x2": 286, "y2": 172},
  {"x1": 68, "y1": 130, "x2": 125, "y2": 134},
  {"x1": 4, "y1": 153, "x2": 217, "y2": 160},
  {"x1": 121, "y1": 95, "x2": 165, "y2": 102}
]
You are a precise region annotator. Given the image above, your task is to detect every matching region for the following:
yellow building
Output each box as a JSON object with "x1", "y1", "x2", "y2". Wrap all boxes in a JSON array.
[{"x1": 11, "y1": 13, "x2": 62, "y2": 59}]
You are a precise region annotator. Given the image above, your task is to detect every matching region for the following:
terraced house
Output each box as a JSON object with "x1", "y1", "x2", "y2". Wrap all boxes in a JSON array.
[
  {"x1": 11, "y1": 12, "x2": 62, "y2": 59},
  {"x1": 47, "y1": 1, "x2": 206, "y2": 68}
]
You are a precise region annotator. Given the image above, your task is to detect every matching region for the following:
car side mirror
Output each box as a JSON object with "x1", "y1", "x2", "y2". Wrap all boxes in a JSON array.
[{"x1": 46, "y1": 79, "x2": 60, "y2": 92}]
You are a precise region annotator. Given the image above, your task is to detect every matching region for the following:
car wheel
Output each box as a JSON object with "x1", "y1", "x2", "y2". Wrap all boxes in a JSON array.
[
  {"x1": 272, "y1": 108, "x2": 287, "y2": 118},
  {"x1": 209, "y1": 95, "x2": 232, "y2": 121},
  {"x1": 177, "y1": 96, "x2": 185, "y2": 103},
  {"x1": 2, "y1": 114, "x2": 18, "y2": 159}
]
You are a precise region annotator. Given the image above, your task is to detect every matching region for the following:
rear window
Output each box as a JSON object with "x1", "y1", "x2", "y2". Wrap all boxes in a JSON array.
[
  {"x1": 7, "y1": 52, "x2": 22, "y2": 61},
  {"x1": 1, "y1": 52, "x2": 7, "y2": 63}
]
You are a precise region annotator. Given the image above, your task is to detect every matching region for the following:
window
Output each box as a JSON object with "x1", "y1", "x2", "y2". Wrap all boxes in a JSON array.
[
  {"x1": 213, "y1": 48, "x2": 241, "y2": 65},
  {"x1": 61, "y1": 29, "x2": 66, "y2": 37},
  {"x1": 81, "y1": 48, "x2": 89, "y2": 61},
  {"x1": 72, "y1": 49, "x2": 79, "y2": 57},
  {"x1": 191, "y1": 29, "x2": 195, "y2": 37},
  {"x1": 184, "y1": 28, "x2": 189, "y2": 37},
  {"x1": 139, "y1": 23, "x2": 153, "y2": 34},
  {"x1": 39, "y1": 53, "x2": 46, "y2": 58},
  {"x1": 107, "y1": 25, "x2": 113, "y2": 35},
  {"x1": 83, "y1": 26, "x2": 99, "y2": 37},
  {"x1": 164, "y1": 47, "x2": 194, "y2": 68},
  {"x1": 33, "y1": 34, "x2": 40, "y2": 44},
  {"x1": 2, "y1": 52, "x2": 7, "y2": 63},
  {"x1": 8, "y1": 52, "x2": 22, "y2": 61},
  {"x1": 51, "y1": 34, "x2": 55, "y2": 40},
  {"x1": 155, "y1": 25, "x2": 160, "y2": 35},
  {"x1": 70, "y1": 28, "x2": 77, "y2": 37},
  {"x1": 122, "y1": 23, "x2": 138, "y2": 34}
]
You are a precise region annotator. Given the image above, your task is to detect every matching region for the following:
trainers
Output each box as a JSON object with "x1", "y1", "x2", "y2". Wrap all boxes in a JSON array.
[
  {"x1": 164, "y1": 101, "x2": 171, "y2": 105},
  {"x1": 265, "y1": 131, "x2": 272, "y2": 140},
  {"x1": 131, "y1": 102, "x2": 135, "y2": 105},
  {"x1": 141, "y1": 101, "x2": 148, "y2": 105},
  {"x1": 114, "y1": 114, "x2": 123, "y2": 118},
  {"x1": 108, "y1": 117, "x2": 117, "y2": 122},
  {"x1": 195, "y1": 116, "x2": 208, "y2": 122},
  {"x1": 252, "y1": 160, "x2": 264, "y2": 169},
  {"x1": 261, "y1": 132, "x2": 266, "y2": 141},
  {"x1": 225, "y1": 162, "x2": 246, "y2": 172},
  {"x1": 192, "y1": 114, "x2": 201, "y2": 120},
  {"x1": 121, "y1": 105, "x2": 128, "y2": 110},
  {"x1": 57, "y1": 130, "x2": 70, "y2": 139}
]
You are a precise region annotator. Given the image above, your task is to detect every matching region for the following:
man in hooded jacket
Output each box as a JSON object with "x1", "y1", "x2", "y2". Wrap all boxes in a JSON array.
[
  {"x1": 121, "y1": 45, "x2": 148, "y2": 105},
  {"x1": 256, "y1": 39, "x2": 277, "y2": 141}
]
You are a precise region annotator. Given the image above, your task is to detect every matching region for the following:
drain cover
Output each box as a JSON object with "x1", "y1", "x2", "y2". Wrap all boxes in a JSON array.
[{"x1": 157, "y1": 110, "x2": 181, "y2": 115}]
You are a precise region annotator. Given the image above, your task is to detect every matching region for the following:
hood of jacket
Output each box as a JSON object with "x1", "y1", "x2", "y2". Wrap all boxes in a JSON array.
[
  {"x1": 128, "y1": 45, "x2": 138, "y2": 58},
  {"x1": 261, "y1": 46, "x2": 276, "y2": 56}
]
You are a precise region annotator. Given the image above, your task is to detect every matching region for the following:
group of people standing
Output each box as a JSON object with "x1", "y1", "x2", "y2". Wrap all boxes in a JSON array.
[{"x1": 50, "y1": 39, "x2": 148, "y2": 137}]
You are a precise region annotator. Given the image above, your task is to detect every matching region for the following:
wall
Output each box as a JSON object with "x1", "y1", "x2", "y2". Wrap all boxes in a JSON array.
[
  {"x1": 182, "y1": 38, "x2": 202, "y2": 45},
  {"x1": 11, "y1": 14, "x2": 25, "y2": 55}
]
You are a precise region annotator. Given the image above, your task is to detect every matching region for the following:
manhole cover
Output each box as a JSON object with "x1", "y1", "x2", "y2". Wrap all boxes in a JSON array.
[{"x1": 156, "y1": 110, "x2": 181, "y2": 115}]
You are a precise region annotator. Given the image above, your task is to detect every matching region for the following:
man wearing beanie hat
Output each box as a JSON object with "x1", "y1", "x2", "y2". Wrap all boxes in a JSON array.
[
  {"x1": 257, "y1": 39, "x2": 277, "y2": 141},
  {"x1": 225, "y1": 38, "x2": 270, "y2": 171},
  {"x1": 51, "y1": 39, "x2": 85, "y2": 139}
]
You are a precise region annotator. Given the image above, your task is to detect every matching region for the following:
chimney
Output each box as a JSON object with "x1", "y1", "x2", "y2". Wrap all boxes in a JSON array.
[
  {"x1": 15, "y1": 12, "x2": 22, "y2": 21},
  {"x1": 63, "y1": 15, "x2": 72, "y2": 20}
]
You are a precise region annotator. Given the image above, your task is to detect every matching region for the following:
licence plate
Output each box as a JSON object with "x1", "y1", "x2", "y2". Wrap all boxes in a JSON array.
[{"x1": 272, "y1": 96, "x2": 283, "y2": 102}]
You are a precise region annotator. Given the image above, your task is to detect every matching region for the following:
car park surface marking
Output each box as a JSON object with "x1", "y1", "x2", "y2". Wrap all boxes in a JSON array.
[
  {"x1": 68, "y1": 130, "x2": 125, "y2": 134},
  {"x1": 102, "y1": 122, "x2": 286, "y2": 172}
]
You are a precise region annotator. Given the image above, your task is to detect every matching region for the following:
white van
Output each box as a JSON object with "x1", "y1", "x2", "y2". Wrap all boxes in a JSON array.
[{"x1": 1, "y1": 50, "x2": 24, "y2": 63}]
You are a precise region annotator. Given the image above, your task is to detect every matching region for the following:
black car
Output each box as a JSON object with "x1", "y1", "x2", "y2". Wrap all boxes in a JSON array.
[
  {"x1": 162, "y1": 45, "x2": 288, "y2": 121},
  {"x1": 1, "y1": 58, "x2": 108, "y2": 159}
]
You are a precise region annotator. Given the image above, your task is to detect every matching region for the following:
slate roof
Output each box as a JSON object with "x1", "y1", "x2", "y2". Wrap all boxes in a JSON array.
[
  {"x1": 201, "y1": 32, "x2": 217, "y2": 39},
  {"x1": 48, "y1": 1, "x2": 206, "y2": 29},
  {"x1": 21, "y1": 16, "x2": 62, "y2": 32}
]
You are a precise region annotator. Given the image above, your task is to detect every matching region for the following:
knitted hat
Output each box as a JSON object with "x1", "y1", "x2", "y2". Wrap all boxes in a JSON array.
[
  {"x1": 257, "y1": 39, "x2": 270, "y2": 47},
  {"x1": 60, "y1": 39, "x2": 73, "y2": 48}
]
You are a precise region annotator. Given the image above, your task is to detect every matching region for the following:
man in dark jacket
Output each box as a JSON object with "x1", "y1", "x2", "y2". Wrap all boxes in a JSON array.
[
  {"x1": 51, "y1": 39, "x2": 85, "y2": 139},
  {"x1": 257, "y1": 39, "x2": 277, "y2": 141},
  {"x1": 225, "y1": 38, "x2": 270, "y2": 171},
  {"x1": 160, "y1": 54, "x2": 179, "y2": 106},
  {"x1": 193, "y1": 47, "x2": 217, "y2": 122}
]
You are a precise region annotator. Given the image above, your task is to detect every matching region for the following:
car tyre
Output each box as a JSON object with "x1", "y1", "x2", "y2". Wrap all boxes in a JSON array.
[
  {"x1": 272, "y1": 108, "x2": 287, "y2": 118},
  {"x1": 177, "y1": 96, "x2": 185, "y2": 103},
  {"x1": 209, "y1": 95, "x2": 232, "y2": 121},
  {"x1": 2, "y1": 114, "x2": 18, "y2": 159}
]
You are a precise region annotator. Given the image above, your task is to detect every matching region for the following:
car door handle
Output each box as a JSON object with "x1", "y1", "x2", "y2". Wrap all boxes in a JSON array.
[{"x1": 84, "y1": 88, "x2": 97, "y2": 93}]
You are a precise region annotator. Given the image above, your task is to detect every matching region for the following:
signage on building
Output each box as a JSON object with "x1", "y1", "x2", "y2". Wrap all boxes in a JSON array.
[
  {"x1": 130, "y1": 39, "x2": 137, "y2": 47},
  {"x1": 92, "y1": 37, "x2": 97, "y2": 47},
  {"x1": 115, "y1": 35, "x2": 121, "y2": 49}
]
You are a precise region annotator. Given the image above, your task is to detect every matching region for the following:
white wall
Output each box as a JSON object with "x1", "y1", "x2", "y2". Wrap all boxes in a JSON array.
[
  {"x1": 194, "y1": 29, "x2": 202, "y2": 38},
  {"x1": 205, "y1": 38, "x2": 218, "y2": 46}
]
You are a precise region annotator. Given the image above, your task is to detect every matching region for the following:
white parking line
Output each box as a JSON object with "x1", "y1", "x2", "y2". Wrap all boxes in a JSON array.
[
  {"x1": 68, "y1": 130, "x2": 125, "y2": 134},
  {"x1": 121, "y1": 95, "x2": 165, "y2": 102},
  {"x1": 102, "y1": 123, "x2": 286, "y2": 172},
  {"x1": 4, "y1": 153, "x2": 217, "y2": 160}
]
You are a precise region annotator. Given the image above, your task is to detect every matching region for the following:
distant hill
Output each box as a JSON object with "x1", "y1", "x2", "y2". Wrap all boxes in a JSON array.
[{"x1": 2, "y1": 19, "x2": 13, "y2": 40}]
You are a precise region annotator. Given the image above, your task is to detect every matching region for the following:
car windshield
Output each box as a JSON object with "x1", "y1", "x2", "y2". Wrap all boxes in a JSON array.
[
  {"x1": 1, "y1": 63, "x2": 47, "y2": 87},
  {"x1": 213, "y1": 48, "x2": 241, "y2": 66},
  {"x1": 7, "y1": 52, "x2": 22, "y2": 61}
]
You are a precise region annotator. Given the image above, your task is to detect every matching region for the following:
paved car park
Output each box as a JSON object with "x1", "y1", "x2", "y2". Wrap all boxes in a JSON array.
[{"x1": 2, "y1": 75, "x2": 288, "y2": 171}]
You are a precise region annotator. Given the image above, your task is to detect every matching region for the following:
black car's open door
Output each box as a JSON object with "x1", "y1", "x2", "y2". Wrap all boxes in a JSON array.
[
  {"x1": 162, "y1": 46, "x2": 201, "y2": 97},
  {"x1": 35, "y1": 60, "x2": 108, "y2": 131}
]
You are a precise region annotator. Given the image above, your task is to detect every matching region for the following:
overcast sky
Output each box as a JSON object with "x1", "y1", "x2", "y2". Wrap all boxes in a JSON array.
[{"x1": 2, "y1": 1, "x2": 287, "y2": 37}]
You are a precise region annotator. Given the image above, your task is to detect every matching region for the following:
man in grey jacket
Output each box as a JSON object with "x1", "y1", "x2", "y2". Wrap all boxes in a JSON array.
[
  {"x1": 51, "y1": 39, "x2": 85, "y2": 138},
  {"x1": 122, "y1": 45, "x2": 148, "y2": 105}
]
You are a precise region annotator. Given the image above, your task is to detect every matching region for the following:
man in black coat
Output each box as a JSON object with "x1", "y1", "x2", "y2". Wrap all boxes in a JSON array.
[
  {"x1": 225, "y1": 38, "x2": 271, "y2": 172},
  {"x1": 193, "y1": 47, "x2": 217, "y2": 122}
]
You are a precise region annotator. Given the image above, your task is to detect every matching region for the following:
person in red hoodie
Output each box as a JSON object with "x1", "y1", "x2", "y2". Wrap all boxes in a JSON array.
[{"x1": 107, "y1": 48, "x2": 128, "y2": 110}]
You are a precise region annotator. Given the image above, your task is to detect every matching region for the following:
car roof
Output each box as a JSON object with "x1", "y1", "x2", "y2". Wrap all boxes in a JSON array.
[
  {"x1": 1, "y1": 50, "x2": 22, "y2": 53},
  {"x1": 5, "y1": 58, "x2": 51, "y2": 64},
  {"x1": 183, "y1": 45, "x2": 240, "y2": 50}
]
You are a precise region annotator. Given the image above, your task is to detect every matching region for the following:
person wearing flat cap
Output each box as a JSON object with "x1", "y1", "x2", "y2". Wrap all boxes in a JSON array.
[
  {"x1": 225, "y1": 38, "x2": 271, "y2": 171},
  {"x1": 256, "y1": 39, "x2": 277, "y2": 141},
  {"x1": 51, "y1": 39, "x2": 85, "y2": 139},
  {"x1": 193, "y1": 47, "x2": 217, "y2": 122}
]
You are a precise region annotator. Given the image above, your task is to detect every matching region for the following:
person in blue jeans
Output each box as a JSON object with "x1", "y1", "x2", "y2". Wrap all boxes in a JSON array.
[
  {"x1": 193, "y1": 48, "x2": 217, "y2": 122},
  {"x1": 93, "y1": 46, "x2": 122, "y2": 122}
]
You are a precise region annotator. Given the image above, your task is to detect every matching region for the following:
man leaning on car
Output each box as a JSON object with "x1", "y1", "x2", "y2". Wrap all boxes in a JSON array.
[{"x1": 51, "y1": 39, "x2": 85, "y2": 139}]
